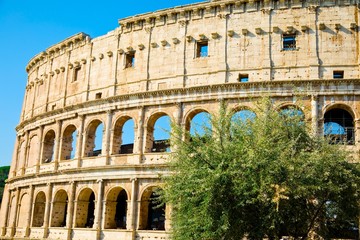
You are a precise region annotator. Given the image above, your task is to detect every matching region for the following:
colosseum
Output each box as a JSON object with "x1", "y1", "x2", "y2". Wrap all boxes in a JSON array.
[{"x1": 1, "y1": 0, "x2": 360, "y2": 239}]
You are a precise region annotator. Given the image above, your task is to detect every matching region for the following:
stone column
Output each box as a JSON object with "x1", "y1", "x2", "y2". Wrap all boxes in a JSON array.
[
  {"x1": 25, "y1": 184, "x2": 34, "y2": 237},
  {"x1": 76, "y1": 115, "x2": 85, "y2": 165},
  {"x1": 94, "y1": 179, "x2": 104, "y2": 240},
  {"x1": 261, "y1": 8, "x2": 273, "y2": 81},
  {"x1": 43, "y1": 183, "x2": 53, "y2": 238},
  {"x1": 308, "y1": 5, "x2": 321, "y2": 80},
  {"x1": 53, "y1": 120, "x2": 62, "y2": 171},
  {"x1": 354, "y1": 119, "x2": 360, "y2": 145},
  {"x1": 36, "y1": 126, "x2": 45, "y2": 173},
  {"x1": 165, "y1": 204, "x2": 172, "y2": 231},
  {"x1": 103, "y1": 110, "x2": 113, "y2": 163},
  {"x1": 135, "y1": 107, "x2": 145, "y2": 163},
  {"x1": 311, "y1": 94, "x2": 319, "y2": 136},
  {"x1": 130, "y1": 178, "x2": 138, "y2": 240},
  {"x1": 67, "y1": 181, "x2": 76, "y2": 239},
  {"x1": 22, "y1": 131, "x2": 30, "y2": 175},
  {"x1": 0, "y1": 185, "x2": 11, "y2": 236}
]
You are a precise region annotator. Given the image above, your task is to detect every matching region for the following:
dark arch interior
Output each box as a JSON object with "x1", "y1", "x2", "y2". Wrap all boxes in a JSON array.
[
  {"x1": 146, "y1": 192, "x2": 165, "y2": 230},
  {"x1": 324, "y1": 108, "x2": 354, "y2": 144},
  {"x1": 115, "y1": 190, "x2": 127, "y2": 229},
  {"x1": 85, "y1": 192, "x2": 95, "y2": 228}
]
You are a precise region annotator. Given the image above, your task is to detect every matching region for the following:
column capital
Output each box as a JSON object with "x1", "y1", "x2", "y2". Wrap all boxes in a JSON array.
[{"x1": 311, "y1": 94, "x2": 318, "y2": 101}]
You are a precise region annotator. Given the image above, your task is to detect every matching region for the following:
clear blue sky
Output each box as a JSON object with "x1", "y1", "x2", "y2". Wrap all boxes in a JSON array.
[{"x1": 0, "y1": 0, "x2": 202, "y2": 167}]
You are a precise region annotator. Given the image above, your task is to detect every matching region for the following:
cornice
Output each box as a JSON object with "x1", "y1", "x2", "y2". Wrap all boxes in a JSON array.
[
  {"x1": 16, "y1": 79, "x2": 360, "y2": 132},
  {"x1": 26, "y1": 32, "x2": 91, "y2": 73},
  {"x1": 6, "y1": 163, "x2": 169, "y2": 185},
  {"x1": 117, "y1": 0, "x2": 358, "y2": 33}
]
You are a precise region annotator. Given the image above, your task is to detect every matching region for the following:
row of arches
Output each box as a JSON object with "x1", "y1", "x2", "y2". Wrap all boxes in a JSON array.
[
  {"x1": 9, "y1": 185, "x2": 165, "y2": 231},
  {"x1": 17, "y1": 104, "x2": 356, "y2": 171}
]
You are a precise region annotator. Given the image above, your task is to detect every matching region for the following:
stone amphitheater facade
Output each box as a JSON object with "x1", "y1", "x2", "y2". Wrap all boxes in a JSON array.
[{"x1": 1, "y1": 0, "x2": 360, "y2": 239}]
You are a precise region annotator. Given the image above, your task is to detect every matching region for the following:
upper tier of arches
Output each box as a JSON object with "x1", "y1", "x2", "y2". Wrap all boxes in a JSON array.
[{"x1": 12, "y1": 99, "x2": 359, "y2": 179}]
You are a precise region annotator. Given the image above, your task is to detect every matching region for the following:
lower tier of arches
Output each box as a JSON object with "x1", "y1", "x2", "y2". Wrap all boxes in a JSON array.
[{"x1": 0, "y1": 176, "x2": 170, "y2": 240}]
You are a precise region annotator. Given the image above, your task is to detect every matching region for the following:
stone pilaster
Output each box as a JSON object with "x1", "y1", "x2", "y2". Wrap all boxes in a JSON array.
[
  {"x1": 67, "y1": 181, "x2": 76, "y2": 239},
  {"x1": 43, "y1": 182, "x2": 53, "y2": 238},
  {"x1": 307, "y1": 5, "x2": 320, "y2": 80},
  {"x1": 25, "y1": 184, "x2": 34, "y2": 237},
  {"x1": 94, "y1": 179, "x2": 104, "y2": 238},
  {"x1": 77, "y1": 115, "x2": 85, "y2": 164},
  {"x1": 53, "y1": 120, "x2": 62, "y2": 170},
  {"x1": 103, "y1": 110, "x2": 113, "y2": 162},
  {"x1": 36, "y1": 125, "x2": 45, "y2": 173},
  {"x1": 136, "y1": 107, "x2": 145, "y2": 163},
  {"x1": 21, "y1": 131, "x2": 29, "y2": 175},
  {"x1": 311, "y1": 94, "x2": 319, "y2": 136},
  {"x1": 130, "y1": 178, "x2": 138, "y2": 240}
]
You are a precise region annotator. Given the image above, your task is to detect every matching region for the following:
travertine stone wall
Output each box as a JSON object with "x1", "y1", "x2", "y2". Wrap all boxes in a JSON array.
[{"x1": 1, "y1": 0, "x2": 360, "y2": 239}]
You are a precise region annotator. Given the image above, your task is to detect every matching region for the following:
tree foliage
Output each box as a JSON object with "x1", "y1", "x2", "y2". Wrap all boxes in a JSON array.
[
  {"x1": 0, "y1": 166, "x2": 10, "y2": 204},
  {"x1": 163, "y1": 99, "x2": 360, "y2": 240}
]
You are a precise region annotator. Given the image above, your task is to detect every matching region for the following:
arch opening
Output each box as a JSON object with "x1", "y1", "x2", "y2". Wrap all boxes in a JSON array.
[
  {"x1": 51, "y1": 190, "x2": 68, "y2": 227},
  {"x1": 324, "y1": 108, "x2": 354, "y2": 145},
  {"x1": 32, "y1": 191, "x2": 46, "y2": 227},
  {"x1": 42, "y1": 130, "x2": 56, "y2": 163},
  {"x1": 75, "y1": 189, "x2": 95, "y2": 228},
  {"x1": 84, "y1": 120, "x2": 103, "y2": 157},
  {"x1": 231, "y1": 109, "x2": 256, "y2": 124},
  {"x1": 139, "y1": 187, "x2": 165, "y2": 231},
  {"x1": 145, "y1": 114, "x2": 171, "y2": 153},
  {"x1": 112, "y1": 117, "x2": 135, "y2": 155},
  {"x1": 104, "y1": 188, "x2": 128, "y2": 229},
  {"x1": 188, "y1": 111, "x2": 212, "y2": 138},
  {"x1": 60, "y1": 125, "x2": 77, "y2": 160}
]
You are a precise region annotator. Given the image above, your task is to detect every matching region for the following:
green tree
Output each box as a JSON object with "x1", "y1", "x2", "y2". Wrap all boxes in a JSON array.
[
  {"x1": 0, "y1": 166, "x2": 10, "y2": 204},
  {"x1": 163, "y1": 99, "x2": 360, "y2": 240}
]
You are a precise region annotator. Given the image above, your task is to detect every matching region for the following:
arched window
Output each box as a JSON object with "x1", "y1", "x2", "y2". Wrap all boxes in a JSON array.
[
  {"x1": 189, "y1": 111, "x2": 211, "y2": 137},
  {"x1": 84, "y1": 120, "x2": 103, "y2": 157},
  {"x1": 60, "y1": 125, "x2": 77, "y2": 160},
  {"x1": 42, "y1": 130, "x2": 55, "y2": 163},
  {"x1": 152, "y1": 115, "x2": 171, "y2": 152},
  {"x1": 139, "y1": 187, "x2": 165, "y2": 230},
  {"x1": 230, "y1": 109, "x2": 256, "y2": 135},
  {"x1": 51, "y1": 190, "x2": 68, "y2": 227},
  {"x1": 324, "y1": 108, "x2": 354, "y2": 145},
  {"x1": 32, "y1": 192, "x2": 46, "y2": 227},
  {"x1": 231, "y1": 109, "x2": 256, "y2": 124},
  {"x1": 75, "y1": 189, "x2": 95, "y2": 228},
  {"x1": 145, "y1": 114, "x2": 171, "y2": 153},
  {"x1": 104, "y1": 188, "x2": 128, "y2": 229},
  {"x1": 279, "y1": 106, "x2": 304, "y2": 120},
  {"x1": 112, "y1": 117, "x2": 135, "y2": 155}
]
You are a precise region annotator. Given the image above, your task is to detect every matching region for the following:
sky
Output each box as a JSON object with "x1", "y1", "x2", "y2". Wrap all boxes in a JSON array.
[{"x1": 0, "y1": 0, "x2": 203, "y2": 167}]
